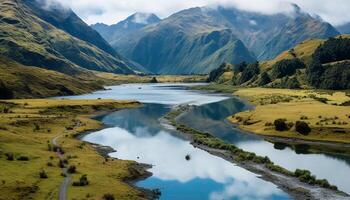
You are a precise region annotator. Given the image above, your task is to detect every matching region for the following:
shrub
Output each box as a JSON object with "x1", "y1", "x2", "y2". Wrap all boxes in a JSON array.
[
  {"x1": 47, "y1": 162, "x2": 53, "y2": 167},
  {"x1": 17, "y1": 156, "x2": 29, "y2": 161},
  {"x1": 274, "y1": 119, "x2": 289, "y2": 131},
  {"x1": 39, "y1": 170, "x2": 48, "y2": 179},
  {"x1": 5, "y1": 153, "x2": 14, "y2": 161},
  {"x1": 67, "y1": 165, "x2": 76, "y2": 174},
  {"x1": 295, "y1": 121, "x2": 311, "y2": 135},
  {"x1": 103, "y1": 194, "x2": 115, "y2": 200},
  {"x1": 271, "y1": 58, "x2": 305, "y2": 79},
  {"x1": 72, "y1": 175, "x2": 89, "y2": 186}
]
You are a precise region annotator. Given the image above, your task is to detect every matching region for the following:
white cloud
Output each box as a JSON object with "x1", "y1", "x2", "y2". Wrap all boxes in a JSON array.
[{"x1": 50, "y1": 0, "x2": 350, "y2": 26}]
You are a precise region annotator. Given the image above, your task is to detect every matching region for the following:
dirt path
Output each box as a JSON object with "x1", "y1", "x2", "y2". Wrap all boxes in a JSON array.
[{"x1": 52, "y1": 134, "x2": 71, "y2": 200}]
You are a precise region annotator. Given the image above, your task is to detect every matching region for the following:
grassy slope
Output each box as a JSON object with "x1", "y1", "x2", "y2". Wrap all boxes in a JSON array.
[
  {"x1": 0, "y1": 0, "x2": 132, "y2": 74},
  {"x1": 0, "y1": 99, "x2": 147, "y2": 200},
  {"x1": 259, "y1": 39, "x2": 324, "y2": 71},
  {"x1": 0, "y1": 58, "x2": 103, "y2": 99},
  {"x1": 228, "y1": 88, "x2": 350, "y2": 143}
]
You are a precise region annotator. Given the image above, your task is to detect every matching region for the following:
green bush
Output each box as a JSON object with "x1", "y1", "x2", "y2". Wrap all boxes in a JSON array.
[
  {"x1": 274, "y1": 119, "x2": 289, "y2": 131},
  {"x1": 295, "y1": 121, "x2": 311, "y2": 135},
  {"x1": 67, "y1": 165, "x2": 76, "y2": 174},
  {"x1": 103, "y1": 194, "x2": 115, "y2": 200},
  {"x1": 39, "y1": 170, "x2": 48, "y2": 179},
  {"x1": 17, "y1": 156, "x2": 29, "y2": 161},
  {"x1": 72, "y1": 175, "x2": 89, "y2": 186},
  {"x1": 5, "y1": 153, "x2": 14, "y2": 161}
]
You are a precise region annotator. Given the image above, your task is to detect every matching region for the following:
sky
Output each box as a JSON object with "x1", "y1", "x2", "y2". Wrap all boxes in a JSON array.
[{"x1": 49, "y1": 0, "x2": 350, "y2": 26}]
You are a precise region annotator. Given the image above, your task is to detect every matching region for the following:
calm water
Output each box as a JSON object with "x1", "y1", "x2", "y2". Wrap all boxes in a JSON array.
[{"x1": 67, "y1": 83, "x2": 350, "y2": 198}]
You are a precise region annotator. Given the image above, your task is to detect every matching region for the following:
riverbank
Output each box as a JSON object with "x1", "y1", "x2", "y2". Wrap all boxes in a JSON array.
[
  {"x1": 0, "y1": 99, "x2": 152, "y2": 199},
  {"x1": 192, "y1": 84, "x2": 350, "y2": 145},
  {"x1": 163, "y1": 105, "x2": 349, "y2": 200}
]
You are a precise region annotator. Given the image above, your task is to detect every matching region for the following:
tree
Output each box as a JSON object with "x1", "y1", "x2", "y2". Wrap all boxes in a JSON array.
[
  {"x1": 295, "y1": 121, "x2": 311, "y2": 135},
  {"x1": 271, "y1": 58, "x2": 305, "y2": 79},
  {"x1": 0, "y1": 81, "x2": 13, "y2": 99},
  {"x1": 258, "y1": 72, "x2": 271, "y2": 86},
  {"x1": 274, "y1": 119, "x2": 289, "y2": 131}
]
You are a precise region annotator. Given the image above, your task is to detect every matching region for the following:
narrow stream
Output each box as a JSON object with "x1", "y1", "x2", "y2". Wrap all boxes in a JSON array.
[{"x1": 65, "y1": 83, "x2": 350, "y2": 198}]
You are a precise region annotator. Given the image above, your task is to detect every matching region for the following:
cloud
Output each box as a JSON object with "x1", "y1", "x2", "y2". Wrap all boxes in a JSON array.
[{"x1": 50, "y1": 0, "x2": 350, "y2": 26}]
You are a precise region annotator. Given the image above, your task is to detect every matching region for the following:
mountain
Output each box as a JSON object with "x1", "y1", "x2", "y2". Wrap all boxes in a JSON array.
[
  {"x1": 209, "y1": 35, "x2": 350, "y2": 90},
  {"x1": 337, "y1": 23, "x2": 350, "y2": 34},
  {"x1": 105, "y1": 5, "x2": 339, "y2": 74},
  {"x1": 0, "y1": 0, "x2": 134, "y2": 75},
  {"x1": 92, "y1": 12, "x2": 161, "y2": 49}
]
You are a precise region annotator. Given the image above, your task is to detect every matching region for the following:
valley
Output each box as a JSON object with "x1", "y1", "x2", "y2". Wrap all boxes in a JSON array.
[{"x1": 1, "y1": 0, "x2": 350, "y2": 199}]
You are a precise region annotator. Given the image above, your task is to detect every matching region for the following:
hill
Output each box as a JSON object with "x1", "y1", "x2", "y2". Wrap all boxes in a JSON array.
[
  {"x1": 208, "y1": 35, "x2": 350, "y2": 90},
  {"x1": 0, "y1": 0, "x2": 134, "y2": 75},
  {"x1": 102, "y1": 5, "x2": 339, "y2": 74},
  {"x1": 0, "y1": 57, "x2": 102, "y2": 99}
]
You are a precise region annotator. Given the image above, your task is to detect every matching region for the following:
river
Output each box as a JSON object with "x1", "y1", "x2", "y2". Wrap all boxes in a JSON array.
[{"x1": 65, "y1": 83, "x2": 350, "y2": 199}]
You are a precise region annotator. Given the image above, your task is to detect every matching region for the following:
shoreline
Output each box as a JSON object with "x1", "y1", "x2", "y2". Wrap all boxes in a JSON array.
[
  {"x1": 192, "y1": 84, "x2": 350, "y2": 147},
  {"x1": 73, "y1": 108, "x2": 158, "y2": 200},
  {"x1": 162, "y1": 105, "x2": 349, "y2": 200}
]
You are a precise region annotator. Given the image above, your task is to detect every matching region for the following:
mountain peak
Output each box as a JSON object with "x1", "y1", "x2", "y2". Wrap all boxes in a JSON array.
[{"x1": 125, "y1": 12, "x2": 160, "y2": 25}]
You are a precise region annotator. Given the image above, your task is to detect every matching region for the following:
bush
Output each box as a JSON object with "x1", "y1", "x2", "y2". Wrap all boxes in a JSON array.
[
  {"x1": 274, "y1": 119, "x2": 289, "y2": 131},
  {"x1": 17, "y1": 156, "x2": 29, "y2": 161},
  {"x1": 72, "y1": 175, "x2": 89, "y2": 186},
  {"x1": 39, "y1": 170, "x2": 48, "y2": 179},
  {"x1": 67, "y1": 165, "x2": 76, "y2": 174},
  {"x1": 271, "y1": 58, "x2": 305, "y2": 79},
  {"x1": 295, "y1": 121, "x2": 311, "y2": 135},
  {"x1": 5, "y1": 153, "x2": 14, "y2": 161},
  {"x1": 103, "y1": 194, "x2": 115, "y2": 200}
]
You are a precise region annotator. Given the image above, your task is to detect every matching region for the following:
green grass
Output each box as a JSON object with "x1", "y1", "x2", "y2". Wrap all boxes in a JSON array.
[{"x1": 0, "y1": 99, "x2": 146, "y2": 199}]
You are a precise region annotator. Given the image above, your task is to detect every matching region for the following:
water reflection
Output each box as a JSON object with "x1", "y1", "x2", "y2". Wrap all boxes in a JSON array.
[
  {"x1": 179, "y1": 99, "x2": 350, "y2": 193},
  {"x1": 62, "y1": 83, "x2": 229, "y2": 105},
  {"x1": 83, "y1": 104, "x2": 289, "y2": 200}
]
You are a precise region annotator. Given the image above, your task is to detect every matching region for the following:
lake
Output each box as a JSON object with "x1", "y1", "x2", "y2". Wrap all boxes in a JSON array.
[{"x1": 65, "y1": 83, "x2": 350, "y2": 198}]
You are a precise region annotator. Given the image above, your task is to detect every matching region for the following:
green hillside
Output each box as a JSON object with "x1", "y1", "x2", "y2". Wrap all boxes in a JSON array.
[
  {"x1": 0, "y1": 57, "x2": 102, "y2": 99},
  {"x1": 209, "y1": 35, "x2": 350, "y2": 90},
  {"x1": 0, "y1": 0, "x2": 133, "y2": 75}
]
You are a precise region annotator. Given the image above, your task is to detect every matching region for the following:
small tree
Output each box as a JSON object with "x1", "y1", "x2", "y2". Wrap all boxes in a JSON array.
[
  {"x1": 274, "y1": 119, "x2": 289, "y2": 131},
  {"x1": 39, "y1": 170, "x2": 48, "y2": 179},
  {"x1": 295, "y1": 121, "x2": 311, "y2": 135},
  {"x1": 72, "y1": 175, "x2": 89, "y2": 186},
  {"x1": 67, "y1": 165, "x2": 76, "y2": 174},
  {"x1": 103, "y1": 194, "x2": 115, "y2": 200}
]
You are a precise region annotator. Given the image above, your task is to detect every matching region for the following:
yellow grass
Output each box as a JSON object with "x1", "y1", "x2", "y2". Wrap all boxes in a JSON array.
[
  {"x1": 228, "y1": 88, "x2": 350, "y2": 143},
  {"x1": 260, "y1": 39, "x2": 324, "y2": 70},
  {"x1": 95, "y1": 72, "x2": 207, "y2": 84},
  {"x1": 0, "y1": 99, "x2": 146, "y2": 200}
]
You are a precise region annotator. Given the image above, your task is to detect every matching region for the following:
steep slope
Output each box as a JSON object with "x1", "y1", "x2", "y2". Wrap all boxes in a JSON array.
[
  {"x1": 114, "y1": 8, "x2": 256, "y2": 74},
  {"x1": 210, "y1": 35, "x2": 350, "y2": 90},
  {"x1": 92, "y1": 12, "x2": 160, "y2": 50},
  {"x1": 0, "y1": 57, "x2": 102, "y2": 99},
  {"x1": 337, "y1": 23, "x2": 350, "y2": 34},
  {"x1": 0, "y1": 0, "x2": 134, "y2": 74},
  {"x1": 112, "y1": 5, "x2": 338, "y2": 74}
]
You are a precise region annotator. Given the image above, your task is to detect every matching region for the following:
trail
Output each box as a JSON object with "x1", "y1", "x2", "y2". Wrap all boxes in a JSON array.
[{"x1": 52, "y1": 135, "x2": 71, "y2": 200}]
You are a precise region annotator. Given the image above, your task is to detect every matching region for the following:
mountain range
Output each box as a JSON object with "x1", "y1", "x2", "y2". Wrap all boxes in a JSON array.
[{"x1": 93, "y1": 4, "x2": 339, "y2": 74}]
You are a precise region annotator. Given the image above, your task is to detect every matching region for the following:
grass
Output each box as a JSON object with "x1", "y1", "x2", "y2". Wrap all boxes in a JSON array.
[
  {"x1": 0, "y1": 99, "x2": 147, "y2": 199},
  {"x1": 228, "y1": 88, "x2": 350, "y2": 143},
  {"x1": 95, "y1": 72, "x2": 207, "y2": 85},
  {"x1": 191, "y1": 83, "x2": 238, "y2": 94},
  {"x1": 165, "y1": 107, "x2": 338, "y2": 191}
]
